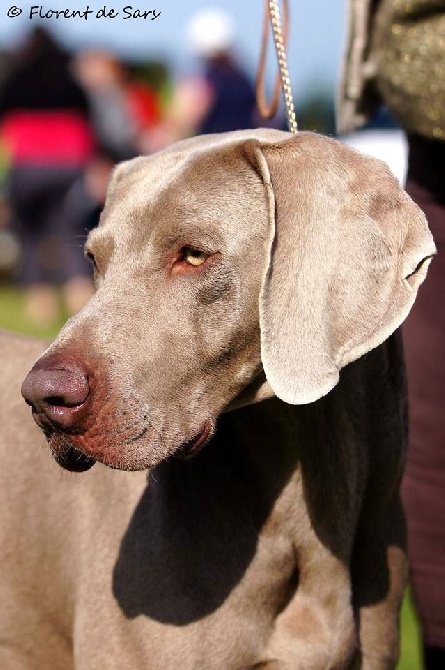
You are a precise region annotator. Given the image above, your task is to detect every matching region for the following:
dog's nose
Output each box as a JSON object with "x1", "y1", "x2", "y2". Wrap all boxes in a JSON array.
[{"x1": 21, "y1": 360, "x2": 90, "y2": 432}]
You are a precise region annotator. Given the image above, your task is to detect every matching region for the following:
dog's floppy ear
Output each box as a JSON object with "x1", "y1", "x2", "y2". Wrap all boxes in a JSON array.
[{"x1": 247, "y1": 132, "x2": 435, "y2": 405}]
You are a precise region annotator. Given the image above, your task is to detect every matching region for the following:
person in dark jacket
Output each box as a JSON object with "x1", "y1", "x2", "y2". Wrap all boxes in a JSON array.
[
  {"x1": 339, "y1": 3, "x2": 445, "y2": 668},
  {"x1": 187, "y1": 8, "x2": 256, "y2": 135},
  {"x1": 195, "y1": 51, "x2": 256, "y2": 135}
]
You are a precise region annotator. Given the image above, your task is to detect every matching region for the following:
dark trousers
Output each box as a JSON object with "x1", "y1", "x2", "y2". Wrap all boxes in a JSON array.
[
  {"x1": 9, "y1": 164, "x2": 90, "y2": 285},
  {"x1": 402, "y1": 134, "x2": 445, "y2": 664}
]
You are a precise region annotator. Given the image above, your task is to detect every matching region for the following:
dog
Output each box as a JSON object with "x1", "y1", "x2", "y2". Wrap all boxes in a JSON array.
[{"x1": 2, "y1": 129, "x2": 435, "y2": 669}]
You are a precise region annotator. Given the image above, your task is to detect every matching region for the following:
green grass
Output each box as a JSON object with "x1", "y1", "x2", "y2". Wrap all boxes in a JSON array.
[
  {"x1": 0, "y1": 283, "x2": 424, "y2": 669},
  {"x1": 398, "y1": 589, "x2": 423, "y2": 670},
  {"x1": 0, "y1": 283, "x2": 66, "y2": 339}
]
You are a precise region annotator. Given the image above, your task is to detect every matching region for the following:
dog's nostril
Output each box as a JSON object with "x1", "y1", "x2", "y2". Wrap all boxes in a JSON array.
[
  {"x1": 46, "y1": 396, "x2": 65, "y2": 406},
  {"x1": 46, "y1": 395, "x2": 79, "y2": 408},
  {"x1": 22, "y1": 361, "x2": 90, "y2": 430}
]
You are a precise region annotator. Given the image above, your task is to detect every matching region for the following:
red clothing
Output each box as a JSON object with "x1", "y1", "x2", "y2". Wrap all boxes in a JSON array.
[
  {"x1": 126, "y1": 83, "x2": 160, "y2": 130},
  {"x1": 1, "y1": 110, "x2": 95, "y2": 166}
]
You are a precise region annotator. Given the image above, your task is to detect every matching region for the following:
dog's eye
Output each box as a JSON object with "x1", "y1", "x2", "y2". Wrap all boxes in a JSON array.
[
  {"x1": 182, "y1": 247, "x2": 209, "y2": 267},
  {"x1": 86, "y1": 251, "x2": 97, "y2": 269},
  {"x1": 86, "y1": 251, "x2": 99, "y2": 279}
]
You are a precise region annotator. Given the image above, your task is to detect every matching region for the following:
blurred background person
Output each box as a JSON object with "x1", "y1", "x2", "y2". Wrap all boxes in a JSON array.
[
  {"x1": 186, "y1": 7, "x2": 257, "y2": 135},
  {"x1": 68, "y1": 50, "x2": 167, "y2": 236},
  {"x1": 67, "y1": 49, "x2": 140, "y2": 263},
  {"x1": 73, "y1": 49, "x2": 137, "y2": 163},
  {"x1": 339, "y1": 2, "x2": 445, "y2": 669},
  {"x1": 73, "y1": 49, "x2": 164, "y2": 160},
  {"x1": 149, "y1": 7, "x2": 259, "y2": 150},
  {"x1": 0, "y1": 27, "x2": 96, "y2": 327}
]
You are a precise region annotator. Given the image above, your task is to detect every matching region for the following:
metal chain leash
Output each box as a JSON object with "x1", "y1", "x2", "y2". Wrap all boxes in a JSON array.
[
  {"x1": 268, "y1": 0, "x2": 298, "y2": 133},
  {"x1": 256, "y1": 0, "x2": 298, "y2": 133}
]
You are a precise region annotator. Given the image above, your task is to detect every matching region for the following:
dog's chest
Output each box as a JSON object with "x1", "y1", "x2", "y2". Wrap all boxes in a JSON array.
[{"x1": 105, "y1": 440, "x2": 301, "y2": 668}]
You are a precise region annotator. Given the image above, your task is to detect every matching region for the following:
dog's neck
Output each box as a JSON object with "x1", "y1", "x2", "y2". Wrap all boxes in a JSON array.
[{"x1": 223, "y1": 370, "x2": 275, "y2": 414}]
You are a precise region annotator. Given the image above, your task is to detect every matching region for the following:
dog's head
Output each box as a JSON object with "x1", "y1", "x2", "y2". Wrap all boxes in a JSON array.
[{"x1": 21, "y1": 130, "x2": 435, "y2": 471}]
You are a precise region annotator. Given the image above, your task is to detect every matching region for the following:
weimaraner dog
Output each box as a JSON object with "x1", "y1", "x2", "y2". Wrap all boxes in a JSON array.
[{"x1": 2, "y1": 129, "x2": 435, "y2": 669}]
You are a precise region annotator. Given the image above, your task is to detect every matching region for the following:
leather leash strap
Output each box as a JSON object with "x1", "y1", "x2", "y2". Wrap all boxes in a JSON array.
[{"x1": 256, "y1": 0, "x2": 298, "y2": 133}]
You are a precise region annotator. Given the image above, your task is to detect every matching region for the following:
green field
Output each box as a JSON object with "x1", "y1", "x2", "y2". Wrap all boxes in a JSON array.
[
  {"x1": 399, "y1": 590, "x2": 423, "y2": 670},
  {"x1": 0, "y1": 283, "x2": 423, "y2": 669},
  {"x1": 0, "y1": 283, "x2": 67, "y2": 339}
]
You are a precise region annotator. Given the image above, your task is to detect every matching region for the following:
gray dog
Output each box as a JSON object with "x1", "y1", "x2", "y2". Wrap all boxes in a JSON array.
[{"x1": 2, "y1": 129, "x2": 435, "y2": 669}]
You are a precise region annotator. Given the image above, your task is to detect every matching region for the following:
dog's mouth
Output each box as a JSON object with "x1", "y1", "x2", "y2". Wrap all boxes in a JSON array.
[
  {"x1": 174, "y1": 419, "x2": 214, "y2": 460},
  {"x1": 51, "y1": 440, "x2": 96, "y2": 472},
  {"x1": 46, "y1": 418, "x2": 214, "y2": 472}
]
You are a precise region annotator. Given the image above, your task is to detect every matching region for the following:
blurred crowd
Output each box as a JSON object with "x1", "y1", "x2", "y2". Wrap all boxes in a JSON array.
[{"x1": 0, "y1": 9, "x2": 276, "y2": 329}]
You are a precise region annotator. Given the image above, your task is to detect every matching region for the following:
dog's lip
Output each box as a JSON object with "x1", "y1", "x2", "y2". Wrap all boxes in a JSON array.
[
  {"x1": 31, "y1": 407, "x2": 86, "y2": 437},
  {"x1": 31, "y1": 408, "x2": 56, "y2": 433},
  {"x1": 50, "y1": 439, "x2": 96, "y2": 472},
  {"x1": 45, "y1": 418, "x2": 213, "y2": 470},
  {"x1": 174, "y1": 419, "x2": 214, "y2": 460}
]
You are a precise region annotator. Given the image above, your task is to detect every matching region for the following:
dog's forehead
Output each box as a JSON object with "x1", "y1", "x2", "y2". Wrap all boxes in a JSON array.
[
  {"x1": 97, "y1": 133, "x2": 276, "y2": 250},
  {"x1": 108, "y1": 128, "x2": 292, "y2": 211},
  {"x1": 106, "y1": 150, "x2": 194, "y2": 217}
]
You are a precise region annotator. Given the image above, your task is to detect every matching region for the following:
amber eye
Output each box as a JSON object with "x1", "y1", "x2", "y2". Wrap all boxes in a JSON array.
[
  {"x1": 182, "y1": 247, "x2": 209, "y2": 267},
  {"x1": 86, "y1": 251, "x2": 99, "y2": 280},
  {"x1": 86, "y1": 251, "x2": 97, "y2": 269}
]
